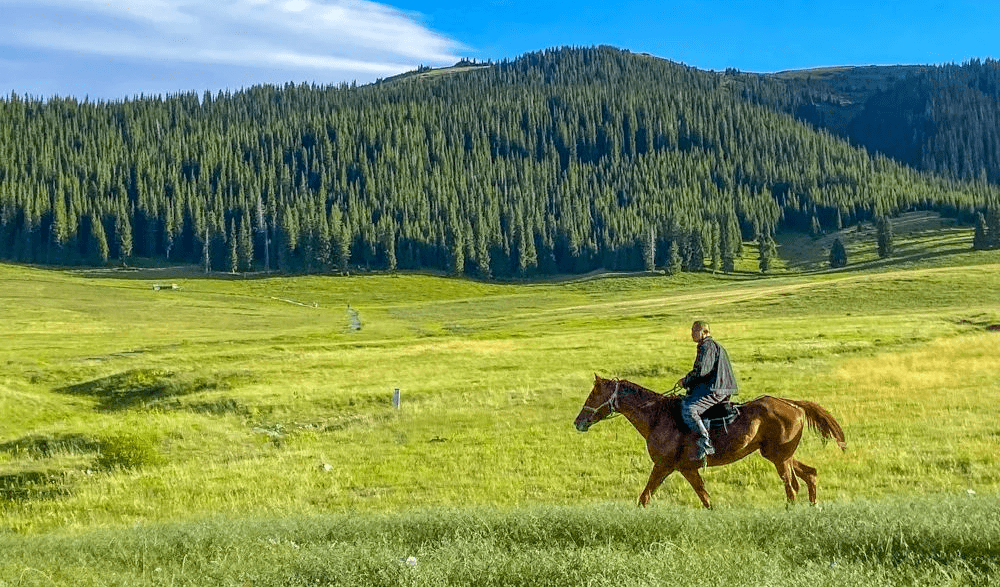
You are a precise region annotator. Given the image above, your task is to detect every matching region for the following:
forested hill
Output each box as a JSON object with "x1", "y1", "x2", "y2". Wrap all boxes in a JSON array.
[
  {"x1": 743, "y1": 59, "x2": 1000, "y2": 185},
  {"x1": 844, "y1": 60, "x2": 1000, "y2": 183},
  {"x1": 1, "y1": 46, "x2": 997, "y2": 277}
]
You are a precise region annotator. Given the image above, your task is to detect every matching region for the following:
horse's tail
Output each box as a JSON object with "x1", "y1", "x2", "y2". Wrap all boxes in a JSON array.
[{"x1": 790, "y1": 400, "x2": 847, "y2": 451}]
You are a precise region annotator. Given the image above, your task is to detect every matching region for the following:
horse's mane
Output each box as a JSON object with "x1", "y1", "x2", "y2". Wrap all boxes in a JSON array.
[{"x1": 613, "y1": 378, "x2": 681, "y2": 408}]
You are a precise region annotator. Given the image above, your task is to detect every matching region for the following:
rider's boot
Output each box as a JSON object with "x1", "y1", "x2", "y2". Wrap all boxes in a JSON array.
[{"x1": 693, "y1": 418, "x2": 715, "y2": 461}]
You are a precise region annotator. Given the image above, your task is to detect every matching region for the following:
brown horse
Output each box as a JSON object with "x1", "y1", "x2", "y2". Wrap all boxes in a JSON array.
[{"x1": 574, "y1": 374, "x2": 847, "y2": 508}]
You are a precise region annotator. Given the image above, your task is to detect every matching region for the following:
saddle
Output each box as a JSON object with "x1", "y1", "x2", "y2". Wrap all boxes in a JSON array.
[
  {"x1": 702, "y1": 402, "x2": 741, "y2": 430},
  {"x1": 673, "y1": 400, "x2": 741, "y2": 432}
]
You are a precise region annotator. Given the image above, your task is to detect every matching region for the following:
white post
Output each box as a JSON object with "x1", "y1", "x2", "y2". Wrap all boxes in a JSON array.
[{"x1": 392, "y1": 388, "x2": 400, "y2": 409}]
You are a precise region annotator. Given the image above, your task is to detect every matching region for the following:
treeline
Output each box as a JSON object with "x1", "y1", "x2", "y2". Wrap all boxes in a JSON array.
[{"x1": 1, "y1": 46, "x2": 997, "y2": 276}]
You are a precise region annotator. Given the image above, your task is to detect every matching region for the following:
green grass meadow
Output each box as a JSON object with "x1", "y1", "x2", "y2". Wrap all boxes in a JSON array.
[{"x1": 2, "y1": 215, "x2": 1000, "y2": 585}]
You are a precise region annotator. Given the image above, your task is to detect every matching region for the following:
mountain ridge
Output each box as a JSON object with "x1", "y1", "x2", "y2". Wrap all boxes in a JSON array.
[{"x1": 0, "y1": 46, "x2": 997, "y2": 277}]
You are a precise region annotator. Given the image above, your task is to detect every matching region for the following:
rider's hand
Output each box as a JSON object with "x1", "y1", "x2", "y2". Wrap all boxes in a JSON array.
[{"x1": 676, "y1": 377, "x2": 686, "y2": 389}]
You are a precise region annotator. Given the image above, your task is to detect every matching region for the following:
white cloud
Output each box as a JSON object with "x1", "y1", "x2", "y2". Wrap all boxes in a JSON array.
[{"x1": 0, "y1": 0, "x2": 464, "y2": 81}]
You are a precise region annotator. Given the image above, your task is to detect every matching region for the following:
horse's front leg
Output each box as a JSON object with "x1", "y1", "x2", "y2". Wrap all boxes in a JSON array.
[
  {"x1": 638, "y1": 461, "x2": 673, "y2": 507},
  {"x1": 680, "y1": 468, "x2": 713, "y2": 509}
]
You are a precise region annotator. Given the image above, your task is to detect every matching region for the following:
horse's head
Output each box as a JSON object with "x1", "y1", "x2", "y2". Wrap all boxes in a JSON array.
[{"x1": 574, "y1": 374, "x2": 620, "y2": 432}]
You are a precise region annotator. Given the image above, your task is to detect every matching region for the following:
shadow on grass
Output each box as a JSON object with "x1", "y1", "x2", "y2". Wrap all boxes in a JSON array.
[
  {"x1": 0, "y1": 471, "x2": 74, "y2": 502},
  {"x1": 0, "y1": 433, "x2": 101, "y2": 458},
  {"x1": 797, "y1": 241, "x2": 986, "y2": 276},
  {"x1": 56, "y1": 368, "x2": 258, "y2": 412}
]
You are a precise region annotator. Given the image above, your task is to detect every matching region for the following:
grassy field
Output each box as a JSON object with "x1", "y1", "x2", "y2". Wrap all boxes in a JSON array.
[{"x1": 2, "y1": 213, "x2": 999, "y2": 585}]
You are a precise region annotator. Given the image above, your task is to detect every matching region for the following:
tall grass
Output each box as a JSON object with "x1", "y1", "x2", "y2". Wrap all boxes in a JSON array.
[{"x1": 2, "y1": 496, "x2": 996, "y2": 586}]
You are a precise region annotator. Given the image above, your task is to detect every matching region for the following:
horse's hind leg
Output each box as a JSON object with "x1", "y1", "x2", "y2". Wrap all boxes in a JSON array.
[
  {"x1": 770, "y1": 458, "x2": 798, "y2": 503},
  {"x1": 792, "y1": 459, "x2": 819, "y2": 504}
]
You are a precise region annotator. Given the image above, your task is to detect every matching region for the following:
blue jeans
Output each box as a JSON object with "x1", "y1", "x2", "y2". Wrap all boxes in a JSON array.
[{"x1": 681, "y1": 388, "x2": 728, "y2": 442}]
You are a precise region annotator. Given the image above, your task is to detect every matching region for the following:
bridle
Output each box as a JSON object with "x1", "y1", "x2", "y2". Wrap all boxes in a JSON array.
[
  {"x1": 581, "y1": 379, "x2": 680, "y2": 424},
  {"x1": 581, "y1": 378, "x2": 624, "y2": 421}
]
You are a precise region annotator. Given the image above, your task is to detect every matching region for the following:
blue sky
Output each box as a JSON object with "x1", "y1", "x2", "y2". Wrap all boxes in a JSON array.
[{"x1": 1, "y1": 0, "x2": 997, "y2": 101}]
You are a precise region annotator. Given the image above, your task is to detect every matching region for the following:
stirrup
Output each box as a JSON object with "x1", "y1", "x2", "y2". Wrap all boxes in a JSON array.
[{"x1": 696, "y1": 440, "x2": 715, "y2": 460}]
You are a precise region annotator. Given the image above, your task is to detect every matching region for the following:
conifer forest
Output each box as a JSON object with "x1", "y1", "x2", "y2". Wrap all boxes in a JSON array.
[{"x1": 2, "y1": 46, "x2": 999, "y2": 277}]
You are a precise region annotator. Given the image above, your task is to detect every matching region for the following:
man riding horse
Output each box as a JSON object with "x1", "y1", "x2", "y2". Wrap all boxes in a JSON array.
[
  {"x1": 675, "y1": 320, "x2": 738, "y2": 461},
  {"x1": 576, "y1": 321, "x2": 846, "y2": 508}
]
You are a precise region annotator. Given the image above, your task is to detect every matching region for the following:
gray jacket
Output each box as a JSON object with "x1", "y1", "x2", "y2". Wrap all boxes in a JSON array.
[{"x1": 682, "y1": 337, "x2": 738, "y2": 396}]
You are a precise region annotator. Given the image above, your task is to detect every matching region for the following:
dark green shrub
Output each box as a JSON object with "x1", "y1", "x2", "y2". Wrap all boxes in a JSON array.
[{"x1": 96, "y1": 432, "x2": 164, "y2": 470}]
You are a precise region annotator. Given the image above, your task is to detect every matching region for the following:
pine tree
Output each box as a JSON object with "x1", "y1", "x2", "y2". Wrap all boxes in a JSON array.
[
  {"x1": 758, "y1": 234, "x2": 776, "y2": 273},
  {"x1": 519, "y1": 217, "x2": 538, "y2": 275},
  {"x1": 665, "y1": 237, "x2": 682, "y2": 275},
  {"x1": 448, "y1": 224, "x2": 465, "y2": 276},
  {"x1": 277, "y1": 204, "x2": 299, "y2": 271},
  {"x1": 972, "y1": 211, "x2": 989, "y2": 250},
  {"x1": 986, "y1": 208, "x2": 1000, "y2": 249},
  {"x1": 380, "y1": 218, "x2": 397, "y2": 272},
  {"x1": 684, "y1": 228, "x2": 704, "y2": 272},
  {"x1": 237, "y1": 215, "x2": 253, "y2": 271},
  {"x1": 876, "y1": 216, "x2": 894, "y2": 258},
  {"x1": 227, "y1": 218, "x2": 239, "y2": 273},
  {"x1": 707, "y1": 222, "x2": 721, "y2": 272},
  {"x1": 829, "y1": 238, "x2": 848, "y2": 268},
  {"x1": 719, "y1": 212, "x2": 739, "y2": 273},
  {"x1": 202, "y1": 217, "x2": 211, "y2": 274},
  {"x1": 642, "y1": 225, "x2": 655, "y2": 272},
  {"x1": 810, "y1": 215, "x2": 823, "y2": 238},
  {"x1": 115, "y1": 210, "x2": 133, "y2": 262},
  {"x1": 473, "y1": 216, "x2": 491, "y2": 278},
  {"x1": 209, "y1": 210, "x2": 227, "y2": 273},
  {"x1": 91, "y1": 212, "x2": 109, "y2": 264},
  {"x1": 256, "y1": 193, "x2": 271, "y2": 272},
  {"x1": 49, "y1": 189, "x2": 69, "y2": 262},
  {"x1": 163, "y1": 199, "x2": 179, "y2": 261},
  {"x1": 312, "y1": 208, "x2": 331, "y2": 272},
  {"x1": 18, "y1": 198, "x2": 39, "y2": 263},
  {"x1": 330, "y1": 208, "x2": 351, "y2": 273}
]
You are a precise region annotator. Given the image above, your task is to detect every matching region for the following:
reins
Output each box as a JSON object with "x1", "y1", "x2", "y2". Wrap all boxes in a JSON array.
[{"x1": 582, "y1": 378, "x2": 668, "y2": 421}]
